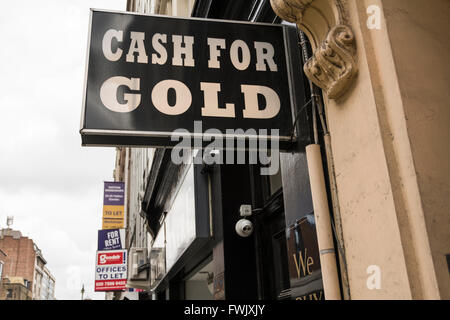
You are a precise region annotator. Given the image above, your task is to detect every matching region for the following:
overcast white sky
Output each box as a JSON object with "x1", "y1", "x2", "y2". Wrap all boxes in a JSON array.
[{"x1": 0, "y1": 0, "x2": 126, "y2": 300}]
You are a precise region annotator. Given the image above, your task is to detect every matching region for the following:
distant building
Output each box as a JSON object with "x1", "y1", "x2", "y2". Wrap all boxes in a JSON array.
[
  {"x1": 0, "y1": 276, "x2": 32, "y2": 300},
  {"x1": 0, "y1": 249, "x2": 6, "y2": 294},
  {"x1": 0, "y1": 228, "x2": 56, "y2": 300},
  {"x1": 40, "y1": 267, "x2": 56, "y2": 300}
]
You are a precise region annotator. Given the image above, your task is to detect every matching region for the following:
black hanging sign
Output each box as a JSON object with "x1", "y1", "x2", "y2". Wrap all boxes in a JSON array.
[{"x1": 80, "y1": 9, "x2": 305, "y2": 149}]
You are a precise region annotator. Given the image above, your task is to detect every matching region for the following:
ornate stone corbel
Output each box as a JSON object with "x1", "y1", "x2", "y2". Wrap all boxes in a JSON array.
[
  {"x1": 304, "y1": 24, "x2": 357, "y2": 99},
  {"x1": 271, "y1": 0, "x2": 358, "y2": 99}
]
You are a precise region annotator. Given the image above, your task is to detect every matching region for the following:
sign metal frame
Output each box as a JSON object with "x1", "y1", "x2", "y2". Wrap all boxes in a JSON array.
[{"x1": 80, "y1": 9, "x2": 306, "y2": 150}]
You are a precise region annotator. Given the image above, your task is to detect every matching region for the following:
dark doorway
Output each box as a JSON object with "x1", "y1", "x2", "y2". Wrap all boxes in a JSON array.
[{"x1": 251, "y1": 165, "x2": 291, "y2": 300}]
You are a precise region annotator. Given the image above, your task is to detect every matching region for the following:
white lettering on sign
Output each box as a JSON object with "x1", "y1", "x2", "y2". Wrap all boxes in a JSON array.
[
  {"x1": 100, "y1": 77, "x2": 141, "y2": 113},
  {"x1": 241, "y1": 85, "x2": 280, "y2": 119},
  {"x1": 99, "y1": 29, "x2": 283, "y2": 119},
  {"x1": 99, "y1": 254, "x2": 121, "y2": 264},
  {"x1": 105, "y1": 238, "x2": 120, "y2": 247},
  {"x1": 126, "y1": 31, "x2": 148, "y2": 63},
  {"x1": 99, "y1": 254, "x2": 107, "y2": 264},
  {"x1": 101, "y1": 30, "x2": 280, "y2": 72},
  {"x1": 200, "y1": 82, "x2": 235, "y2": 118},
  {"x1": 104, "y1": 230, "x2": 121, "y2": 248},
  {"x1": 207, "y1": 38, "x2": 226, "y2": 69},
  {"x1": 230, "y1": 39, "x2": 251, "y2": 71},
  {"x1": 152, "y1": 33, "x2": 167, "y2": 65},
  {"x1": 102, "y1": 29, "x2": 123, "y2": 61},
  {"x1": 107, "y1": 231, "x2": 119, "y2": 239},
  {"x1": 151, "y1": 80, "x2": 192, "y2": 115},
  {"x1": 172, "y1": 35, "x2": 195, "y2": 67},
  {"x1": 254, "y1": 41, "x2": 278, "y2": 72}
]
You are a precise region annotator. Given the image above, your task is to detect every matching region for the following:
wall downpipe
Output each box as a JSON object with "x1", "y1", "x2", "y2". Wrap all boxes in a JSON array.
[
  {"x1": 306, "y1": 144, "x2": 341, "y2": 300},
  {"x1": 298, "y1": 29, "x2": 342, "y2": 300}
]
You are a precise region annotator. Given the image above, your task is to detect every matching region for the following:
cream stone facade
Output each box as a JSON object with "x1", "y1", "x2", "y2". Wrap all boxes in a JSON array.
[
  {"x1": 110, "y1": 0, "x2": 448, "y2": 301},
  {"x1": 271, "y1": 0, "x2": 449, "y2": 299}
]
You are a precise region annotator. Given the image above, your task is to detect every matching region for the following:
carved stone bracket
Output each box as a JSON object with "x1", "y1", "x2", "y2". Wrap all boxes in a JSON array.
[
  {"x1": 304, "y1": 25, "x2": 357, "y2": 99},
  {"x1": 271, "y1": 0, "x2": 358, "y2": 100}
]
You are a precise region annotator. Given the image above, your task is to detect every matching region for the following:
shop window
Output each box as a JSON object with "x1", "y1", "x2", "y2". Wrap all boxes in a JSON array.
[
  {"x1": 150, "y1": 226, "x2": 166, "y2": 288},
  {"x1": 165, "y1": 163, "x2": 196, "y2": 270},
  {"x1": 269, "y1": 163, "x2": 282, "y2": 195},
  {"x1": 184, "y1": 260, "x2": 214, "y2": 300},
  {"x1": 253, "y1": 153, "x2": 283, "y2": 203}
]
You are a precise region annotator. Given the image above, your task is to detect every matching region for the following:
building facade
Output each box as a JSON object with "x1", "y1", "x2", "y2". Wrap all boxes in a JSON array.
[
  {"x1": 0, "y1": 228, "x2": 56, "y2": 300},
  {"x1": 107, "y1": 0, "x2": 449, "y2": 300},
  {"x1": 0, "y1": 277, "x2": 32, "y2": 300},
  {"x1": 268, "y1": 0, "x2": 450, "y2": 300},
  {"x1": 40, "y1": 267, "x2": 56, "y2": 300},
  {"x1": 0, "y1": 249, "x2": 6, "y2": 294}
]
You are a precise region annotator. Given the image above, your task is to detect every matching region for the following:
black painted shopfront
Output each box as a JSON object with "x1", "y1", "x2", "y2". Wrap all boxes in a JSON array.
[{"x1": 140, "y1": 0, "x2": 331, "y2": 300}]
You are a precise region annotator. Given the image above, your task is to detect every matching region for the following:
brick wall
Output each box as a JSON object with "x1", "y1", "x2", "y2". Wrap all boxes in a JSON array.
[{"x1": 0, "y1": 234, "x2": 36, "y2": 286}]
